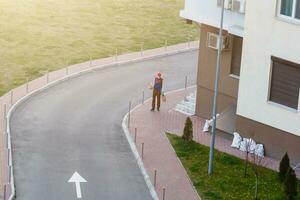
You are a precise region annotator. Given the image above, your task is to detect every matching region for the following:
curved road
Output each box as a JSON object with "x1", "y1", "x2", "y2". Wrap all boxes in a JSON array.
[{"x1": 10, "y1": 50, "x2": 198, "y2": 200}]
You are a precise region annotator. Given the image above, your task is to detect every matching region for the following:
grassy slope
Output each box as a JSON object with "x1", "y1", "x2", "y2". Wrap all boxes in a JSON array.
[
  {"x1": 167, "y1": 133, "x2": 300, "y2": 200},
  {"x1": 0, "y1": 0, "x2": 198, "y2": 95}
]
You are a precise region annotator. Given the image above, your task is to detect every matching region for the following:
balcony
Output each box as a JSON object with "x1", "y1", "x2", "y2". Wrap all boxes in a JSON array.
[{"x1": 180, "y1": 0, "x2": 245, "y2": 37}]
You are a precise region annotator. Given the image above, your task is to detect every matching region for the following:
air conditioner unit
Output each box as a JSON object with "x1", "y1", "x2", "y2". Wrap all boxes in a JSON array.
[
  {"x1": 232, "y1": 0, "x2": 246, "y2": 13},
  {"x1": 217, "y1": 0, "x2": 232, "y2": 10},
  {"x1": 207, "y1": 32, "x2": 231, "y2": 50}
]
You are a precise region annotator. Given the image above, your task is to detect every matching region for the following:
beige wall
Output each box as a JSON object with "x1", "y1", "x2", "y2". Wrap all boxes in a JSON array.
[
  {"x1": 236, "y1": 115, "x2": 300, "y2": 164},
  {"x1": 195, "y1": 24, "x2": 239, "y2": 118},
  {"x1": 237, "y1": 0, "x2": 300, "y2": 135}
]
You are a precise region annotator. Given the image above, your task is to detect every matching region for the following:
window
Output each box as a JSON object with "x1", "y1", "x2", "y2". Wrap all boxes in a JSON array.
[
  {"x1": 270, "y1": 56, "x2": 300, "y2": 110},
  {"x1": 279, "y1": 0, "x2": 300, "y2": 20},
  {"x1": 230, "y1": 35, "x2": 243, "y2": 77}
]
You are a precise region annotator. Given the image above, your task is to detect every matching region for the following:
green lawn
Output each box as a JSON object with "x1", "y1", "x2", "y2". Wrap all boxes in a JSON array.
[
  {"x1": 0, "y1": 0, "x2": 198, "y2": 95},
  {"x1": 167, "y1": 133, "x2": 300, "y2": 200}
]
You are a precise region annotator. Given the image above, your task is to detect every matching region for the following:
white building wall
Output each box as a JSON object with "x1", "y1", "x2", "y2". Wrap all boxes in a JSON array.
[
  {"x1": 237, "y1": 0, "x2": 300, "y2": 135},
  {"x1": 180, "y1": 0, "x2": 245, "y2": 36}
]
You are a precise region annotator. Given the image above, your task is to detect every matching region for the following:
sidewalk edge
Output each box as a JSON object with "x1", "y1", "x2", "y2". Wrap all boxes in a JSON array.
[
  {"x1": 122, "y1": 114, "x2": 159, "y2": 200},
  {"x1": 164, "y1": 133, "x2": 202, "y2": 200},
  {"x1": 121, "y1": 86, "x2": 197, "y2": 200}
]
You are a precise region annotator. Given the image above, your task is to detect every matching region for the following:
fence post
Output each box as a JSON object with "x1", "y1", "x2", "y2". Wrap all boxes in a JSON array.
[
  {"x1": 3, "y1": 184, "x2": 6, "y2": 200},
  {"x1": 142, "y1": 91, "x2": 145, "y2": 104},
  {"x1": 3, "y1": 104, "x2": 7, "y2": 120},
  {"x1": 115, "y1": 48, "x2": 118, "y2": 61},
  {"x1": 89, "y1": 55, "x2": 92, "y2": 67},
  {"x1": 10, "y1": 91, "x2": 13, "y2": 106},
  {"x1": 140, "y1": 43, "x2": 144, "y2": 57},
  {"x1": 134, "y1": 128, "x2": 137, "y2": 144},
  {"x1": 162, "y1": 188, "x2": 166, "y2": 200},
  {"x1": 128, "y1": 101, "x2": 131, "y2": 128},
  {"x1": 141, "y1": 142, "x2": 144, "y2": 160},
  {"x1": 8, "y1": 165, "x2": 11, "y2": 183},
  {"x1": 185, "y1": 75, "x2": 188, "y2": 89},
  {"x1": 46, "y1": 71, "x2": 49, "y2": 84},
  {"x1": 184, "y1": 75, "x2": 188, "y2": 101},
  {"x1": 7, "y1": 149, "x2": 9, "y2": 167},
  {"x1": 164, "y1": 40, "x2": 168, "y2": 51},
  {"x1": 3, "y1": 104, "x2": 7, "y2": 132},
  {"x1": 154, "y1": 170, "x2": 157, "y2": 188}
]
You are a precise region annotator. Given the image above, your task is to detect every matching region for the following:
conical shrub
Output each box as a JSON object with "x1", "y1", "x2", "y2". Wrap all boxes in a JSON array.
[
  {"x1": 284, "y1": 167, "x2": 297, "y2": 200},
  {"x1": 182, "y1": 117, "x2": 193, "y2": 142},
  {"x1": 279, "y1": 153, "x2": 290, "y2": 182}
]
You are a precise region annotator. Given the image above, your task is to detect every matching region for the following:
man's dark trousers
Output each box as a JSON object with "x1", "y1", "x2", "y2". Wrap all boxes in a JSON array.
[{"x1": 152, "y1": 90, "x2": 161, "y2": 111}]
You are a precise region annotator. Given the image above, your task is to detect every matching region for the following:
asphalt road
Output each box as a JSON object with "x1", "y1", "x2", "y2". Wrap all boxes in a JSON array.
[{"x1": 10, "y1": 50, "x2": 198, "y2": 200}]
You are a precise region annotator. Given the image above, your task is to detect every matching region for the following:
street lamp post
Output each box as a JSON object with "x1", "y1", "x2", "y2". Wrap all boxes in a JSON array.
[{"x1": 208, "y1": 0, "x2": 225, "y2": 176}]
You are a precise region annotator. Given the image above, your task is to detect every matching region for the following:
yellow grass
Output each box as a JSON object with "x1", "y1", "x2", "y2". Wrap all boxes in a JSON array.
[{"x1": 0, "y1": 0, "x2": 199, "y2": 95}]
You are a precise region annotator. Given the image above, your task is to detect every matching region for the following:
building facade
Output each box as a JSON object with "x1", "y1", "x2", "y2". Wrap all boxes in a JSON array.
[{"x1": 181, "y1": 0, "x2": 300, "y2": 164}]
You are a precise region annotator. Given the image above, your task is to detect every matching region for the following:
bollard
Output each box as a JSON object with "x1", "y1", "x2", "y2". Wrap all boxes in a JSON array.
[
  {"x1": 134, "y1": 128, "x2": 137, "y2": 144},
  {"x1": 142, "y1": 91, "x2": 145, "y2": 104},
  {"x1": 89, "y1": 55, "x2": 92, "y2": 67},
  {"x1": 140, "y1": 43, "x2": 144, "y2": 57},
  {"x1": 184, "y1": 76, "x2": 188, "y2": 89},
  {"x1": 184, "y1": 76, "x2": 188, "y2": 101},
  {"x1": 3, "y1": 184, "x2": 6, "y2": 200},
  {"x1": 185, "y1": 76, "x2": 188, "y2": 89},
  {"x1": 162, "y1": 188, "x2": 166, "y2": 200},
  {"x1": 141, "y1": 142, "x2": 144, "y2": 160},
  {"x1": 8, "y1": 165, "x2": 11, "y2": 184},
  {"x1": 10, "y1": 91, "x2": 13, "y2": 106},
  {"x1": 115, "y1": 49, "x2": 118, "y2": 61},
  {"x1": 164, "y1": 40, "x2": 168, "y2": 51},
  {"x1": 3, "y1": 104, "x2": 7, "y2": 121},
  {"x1": 3, "y1": 104, "x2": 7, "y2": 127},
  {"x1": 26, "y1": 77, "x2": 29, "y2": 93},
  {"x1": 154, "y1": 170, "x2": 157, "y2": 188},
  {"x1": 46, "y1": 72, "x2": 49, "y2": 84},
  {"x1": 128, "y1": 101, "x2": 131, "y2": 128},
  {"x1": 7, "y1": 150, "x2": 9, "y2": 168}
]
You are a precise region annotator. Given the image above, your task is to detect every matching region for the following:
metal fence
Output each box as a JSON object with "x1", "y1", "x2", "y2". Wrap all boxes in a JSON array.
[
  {"x1": 125, "y1": 77, "x2": 202, "y2": 200},
  {"x1": 0, "y1": 40, "x2": 199, "y2": 200}
]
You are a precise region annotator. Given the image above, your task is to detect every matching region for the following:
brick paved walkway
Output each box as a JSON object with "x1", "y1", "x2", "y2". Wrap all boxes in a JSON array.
[
  {"x1": 128, "y1": 87, "x2": 200, "y2": 200},
  {"x1": 128, "y1": 87, "x2": 300, "y2": 200}
]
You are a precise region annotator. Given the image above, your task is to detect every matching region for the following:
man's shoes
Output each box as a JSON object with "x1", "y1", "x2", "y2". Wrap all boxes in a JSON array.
[
  {"x1": 157, "y1": 108, "x2": 160, "y2": 111},
  {"x1": 150, "y1": 108, "x2": 154, "y2": 111}
]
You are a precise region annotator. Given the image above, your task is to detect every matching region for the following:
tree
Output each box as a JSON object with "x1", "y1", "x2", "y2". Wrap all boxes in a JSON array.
[
  {"x1": 284, "y1": 167, "x2": 297, "y2": 200},
  {"x1": 182, "y1": 117, "x2": 193, "y2": 142},
  {"x1": 243, "y1": 140, "x2": 251, "y2": 177},
  {"x1": 279, "y1": 153, "x2": 290, "y2": 183},
  {"x1": 250, "y1": 153, "x2": 265, "y2": 200}
]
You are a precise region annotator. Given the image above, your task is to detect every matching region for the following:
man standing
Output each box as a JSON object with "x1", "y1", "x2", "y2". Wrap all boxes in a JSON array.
[{"x1": 151, "y1": 72, "x2": 163, "y2": 111}]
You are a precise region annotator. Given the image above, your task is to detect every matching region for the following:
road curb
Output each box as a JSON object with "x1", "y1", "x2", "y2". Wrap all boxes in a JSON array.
[
  {"x1": 4, "y1": 43, "x2": 198, "y2": 200},
  {"x1": 122, "y1": 113, "x2": 159, "y2": 200},
  {"x1": 121, "y1": 86, "x2": 196, "y2": 200},
  {"x1": 163, "y1": 133, "x2": 202, "y2": 200}
]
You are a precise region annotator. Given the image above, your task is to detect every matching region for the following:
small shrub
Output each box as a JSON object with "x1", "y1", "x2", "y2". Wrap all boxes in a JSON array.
[
  {"x1": 284, "y1": 167, "x2": 297, "y2": 200},
  {"x1": 279, "y1": 153, "x2": 290, "y2": 182},
  {"x1": 182, "y1": 117, "x2": 193, "y2": 142}
]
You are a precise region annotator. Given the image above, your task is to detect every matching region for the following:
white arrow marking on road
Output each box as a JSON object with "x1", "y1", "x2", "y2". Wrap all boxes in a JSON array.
[{"x1": 68, "y1": 172, "x2": 87, "y2": 199}]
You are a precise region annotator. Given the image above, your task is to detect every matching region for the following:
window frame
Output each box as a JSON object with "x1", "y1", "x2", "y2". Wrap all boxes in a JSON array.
[
  {"x1": 277, "y1": 0, "x2": 300, "y2": 23},
  {"x1": 268, "y1": 56, "x2": 300, "y2": 111},
  {"x1": 229, "y1": 35, "x2": 243, "y2": 78}
]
